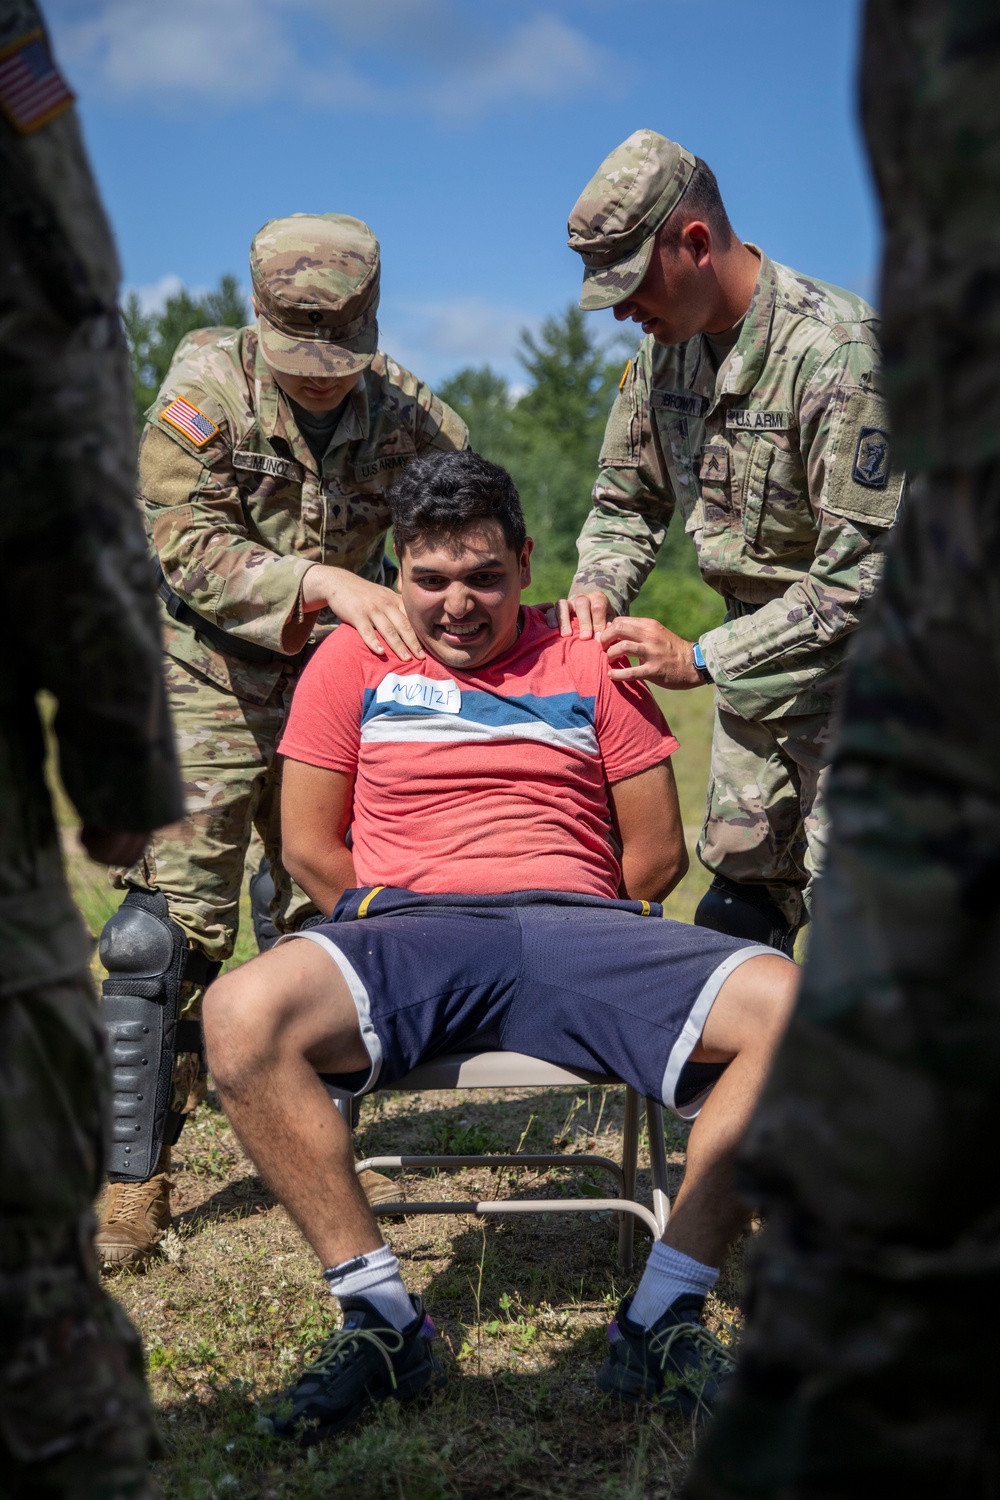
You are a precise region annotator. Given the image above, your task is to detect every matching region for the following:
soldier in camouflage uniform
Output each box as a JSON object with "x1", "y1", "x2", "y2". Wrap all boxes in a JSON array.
[
  {"x1": 96, "y1": 213, "x2": 468, "y2": 1267},
  {"x1": 685, "y1": 3, "x2": 1000, "y2": 1494},
  {"x1": 0, "y1": 1, "x2": 184, "y2": 1491},
  {"x1": 560, "y1": 132, "x2": 904, "y2": 949}
]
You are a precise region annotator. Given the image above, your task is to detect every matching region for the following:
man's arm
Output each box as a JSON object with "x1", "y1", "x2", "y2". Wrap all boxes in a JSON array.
[
  {"x1": 609, "y1": 760, "x2": 688, "y2": 902},
  {"x1": 143, "y1": 414, "x2": 422, "y2": 662},
  {"x1": 280, "y1": 760, "x2": 357, "y2": 916},
  {"x1": 699, "y1": 345, "x2": 903, "y2": 721},
  {"x1": 142, "y1": 418, "x2": 318, "y2": 656}
]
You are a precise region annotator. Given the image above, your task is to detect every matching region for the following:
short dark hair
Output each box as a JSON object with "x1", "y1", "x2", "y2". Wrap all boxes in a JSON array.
[
  {"x1": 390, "y1": 450, "x2": 527, "y2": 558},
  {"x1": 660, "y1": 156, "x2": 734, "y2": 250}
]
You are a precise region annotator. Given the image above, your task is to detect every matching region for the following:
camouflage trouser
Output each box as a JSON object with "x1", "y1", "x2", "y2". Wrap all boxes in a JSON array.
[
  {"x1": 114, "y1": 654, "x2": 319, "y2": 1112},
  {"x1": 0, "y1": 972, "x2": 158, "y2": 1497},
  {"x1": 698, "y1": 707, "x2": 833, "y2": 931},
  {"x1": 684, "y1": 466, "x2": 1000, "y2": 1498}
]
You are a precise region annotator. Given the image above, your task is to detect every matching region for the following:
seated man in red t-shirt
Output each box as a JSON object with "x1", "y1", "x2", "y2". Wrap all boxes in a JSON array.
[{"x1": 202, "y1": 450, "x2": 798, "y2": 1444}]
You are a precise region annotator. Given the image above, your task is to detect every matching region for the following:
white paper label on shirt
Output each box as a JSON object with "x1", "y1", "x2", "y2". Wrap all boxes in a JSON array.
[{"x1": 375, "y1": 673, "x2": 462, "y2": 714}]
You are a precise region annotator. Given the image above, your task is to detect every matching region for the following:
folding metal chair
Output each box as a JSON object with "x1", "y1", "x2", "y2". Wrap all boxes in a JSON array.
[{"x1": 329, "y1": 1051, "x2": 671, "y2": 1272}]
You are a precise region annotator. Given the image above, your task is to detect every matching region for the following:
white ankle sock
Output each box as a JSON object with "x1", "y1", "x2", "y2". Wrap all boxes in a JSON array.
[
  {"x1": 322, "y1": 1244, "x2": 415, "y2": 1331},
  {"x1": 628, "y1": 1241, "x2": 719, "y2": 1330}
]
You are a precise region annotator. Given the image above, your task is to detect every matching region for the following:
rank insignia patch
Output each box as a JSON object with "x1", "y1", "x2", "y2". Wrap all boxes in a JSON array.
[
  {"x1": 0, "y1": 29, "x2": 74, "y2": 134},
  {"x1": 160, "y1": 397, "x2": 220, "y2": 448},
  {"x1": 700, "y1": 447, "x2": 730, "y2": 481},
  {"x1": 853, "y1": 426, "x2": 890, "y2": 488}
]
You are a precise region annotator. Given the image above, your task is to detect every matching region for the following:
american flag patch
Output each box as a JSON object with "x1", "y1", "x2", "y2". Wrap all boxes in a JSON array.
[
  {"x1": 0, "y1": 29, "x2": 74, "y2": 135},
  {"x1": 160, "y1": 397, "x2": 220, "y2": 448}
]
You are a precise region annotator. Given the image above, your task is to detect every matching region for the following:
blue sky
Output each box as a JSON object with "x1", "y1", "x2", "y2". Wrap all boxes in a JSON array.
[{"x1": 46, "y1": 0, "x2": 875, "y2": 387}]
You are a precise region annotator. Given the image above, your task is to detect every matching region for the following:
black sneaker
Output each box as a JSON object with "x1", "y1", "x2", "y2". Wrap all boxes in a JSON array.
[
  {"x1": 259, "y1": 1294, "x2": 445, "y2": 1445},
  {"x1": 595, "y1": 1293, "x2": 734, "y2": 1419}
]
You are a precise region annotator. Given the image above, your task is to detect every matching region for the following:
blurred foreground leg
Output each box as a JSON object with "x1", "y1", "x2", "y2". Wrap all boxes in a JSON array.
[
  {"x1": 0, "y1": 978, "x2": 159, "y2": 1498},
  {"x1": 686, "y1": 464, "x2": 1000, "y2": 1494}
]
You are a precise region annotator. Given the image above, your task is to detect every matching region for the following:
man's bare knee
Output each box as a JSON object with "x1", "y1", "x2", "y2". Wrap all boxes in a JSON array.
[
  {"x1": 203, "y1": 941, "x2": 369, "y2": 1093},
  {"x1": 695, "y1": 953, "x2": 799, "y2": 1063},
  {"x1": 203, "y1": 960, "x2": 285, "y2": 1094}
]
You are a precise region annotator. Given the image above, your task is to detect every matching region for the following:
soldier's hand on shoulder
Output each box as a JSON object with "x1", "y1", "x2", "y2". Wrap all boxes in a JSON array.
[
  {"x1": 598, "y1": 617, "x2": 704, "y2": 691},
  {"x1": 301, "y1": 565, "x2": 424, "y2": 661},
  {"x1": 550, "y1": 591, "x2": 615, "y2": 638}
]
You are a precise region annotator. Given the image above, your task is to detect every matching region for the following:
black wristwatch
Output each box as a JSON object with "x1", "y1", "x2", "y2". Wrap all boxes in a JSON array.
[{"x1": 691, "y1": 641, "x2": 712, "y2": 684}]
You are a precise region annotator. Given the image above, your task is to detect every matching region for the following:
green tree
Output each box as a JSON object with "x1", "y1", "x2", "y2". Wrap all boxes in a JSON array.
[
  {"x1": 437, "y1": 366, "x2": 516, "y2": 465},
  {"x1": 516, "y1": 306, "x2": 621, "y2": 449},
  {"x1": 123, "y1": 273, "x2": 248, "y2": 430},
  {"x1": 507, "y1": 309, "x2": 626, "y2": 568},
  {"x1": 440, "y1": 306, "x2": 626, "y2": 569}
]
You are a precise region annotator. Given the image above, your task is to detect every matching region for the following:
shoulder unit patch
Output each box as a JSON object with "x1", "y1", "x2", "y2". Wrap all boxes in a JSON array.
[
  {"x1": 160, "y1": 396, "x2": 220, "y2": 448},
  {"x1": 0, "y1": 29, "x2": 74, "y2": 134},
  {"x1": 825, "y1": 389, "x2": 902, "y2": 527},
  {"x1": 852, "y1": 426, "x2": 890, "y2": 488}
]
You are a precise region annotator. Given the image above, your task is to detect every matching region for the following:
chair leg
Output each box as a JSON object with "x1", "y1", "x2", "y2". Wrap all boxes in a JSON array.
[
  {"x1": 332, "y1": 1096, "x2": 359, "y2": 1128},
  {"x1": 618, "y1": 1087, "x2": 640, "y2": 1273},
  {"x1": 645, "y1": 1098, "x2": 670, "y2": 1236}
]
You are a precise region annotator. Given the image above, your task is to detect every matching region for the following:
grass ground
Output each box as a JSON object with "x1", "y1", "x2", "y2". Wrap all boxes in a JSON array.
[{"x1": 64, "y1": 688, "x2": 727, "y2": 1499}]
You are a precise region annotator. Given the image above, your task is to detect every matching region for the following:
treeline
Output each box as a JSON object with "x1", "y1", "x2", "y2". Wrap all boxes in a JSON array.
[
  {"x1": 123, "y1": 275, "x2": 249, "y2": 420},
  {"x1": 123, "y1": 279, "x2": 723, "y2": 638}
]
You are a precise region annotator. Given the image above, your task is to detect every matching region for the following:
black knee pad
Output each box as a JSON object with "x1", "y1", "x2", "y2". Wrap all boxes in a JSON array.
[
  {"x1": 100, "y1": 889, "x2": 219, "y2": 1181},
  {"x1": 250, "y1": 856, "x2": 280, "y2": 953},
  {"x1": 694, "y1": 875, "x2": 797, "y2": 955}
]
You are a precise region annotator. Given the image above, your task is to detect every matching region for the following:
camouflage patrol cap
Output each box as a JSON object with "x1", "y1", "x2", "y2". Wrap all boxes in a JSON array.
[
  {"x1": 250, "y1": 213, "x2": 380, "y2": 377},
  {"x1": 568, "y1": 130, "x2": 697, "y2": 311}
]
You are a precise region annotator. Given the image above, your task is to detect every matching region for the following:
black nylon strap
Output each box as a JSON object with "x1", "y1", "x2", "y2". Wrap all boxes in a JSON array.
[
  {"x1": 175, "y1": 1019, "x2": 203, "y2": 1054},
  {"x1": 184, "y1": 948, "x2": 221, "y2": 988}
]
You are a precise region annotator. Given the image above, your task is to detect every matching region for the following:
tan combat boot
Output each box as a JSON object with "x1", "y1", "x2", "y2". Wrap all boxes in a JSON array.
[
  {"x1": 358, "y1": 1169, "x2": 405, "y2": 1211},
  {"x1": 96, "y1": 1146, "x2": 174, "y2": 1269}
]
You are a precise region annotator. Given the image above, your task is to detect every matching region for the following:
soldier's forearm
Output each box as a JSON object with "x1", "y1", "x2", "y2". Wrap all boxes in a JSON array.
[
  {"x1": 700, "y1": 578, "x2": 863, "y2": 720},
  {"x1": 300, "y1": 563, "x2": 345, "y2": 611},
  {"x1": 156, "y1": 532, "x2": 314, "y2": 650},
  {"x1": 572, "y1": 493, "x2": 669, "y2": 614}
]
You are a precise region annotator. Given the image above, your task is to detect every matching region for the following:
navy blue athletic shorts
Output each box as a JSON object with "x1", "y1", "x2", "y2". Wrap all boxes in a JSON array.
[{"x1": 285, "y1": 887, "x2": 786, "y2": 1115}]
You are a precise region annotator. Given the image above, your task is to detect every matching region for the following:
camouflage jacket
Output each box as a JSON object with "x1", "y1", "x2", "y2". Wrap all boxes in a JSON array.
[
  {"x1": 0, "y1": 0, "x2": 182, "y2": 995},
  {"x1": 572, "y1": 251, "x2": 905, "y2": 721},
  {"x1": 141, "y1": 326, "x2": 468, "y2": 705}
]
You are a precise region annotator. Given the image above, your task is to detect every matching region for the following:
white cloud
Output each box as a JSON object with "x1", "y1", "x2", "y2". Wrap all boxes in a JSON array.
[
  {"x1": 47, "y1": 0, "x2": 614, "y2": 119},
  {"x1": 51, "y1": 0, "x2": 311, "y2": 106},
  {"x1": 418, "y1": 15, "x2": 604, "y2": 116},
  {"x1": 378, "y1": 295, "x2": 537, "y2": 384},
  {"x1": 125, "y1": 273, "x2": 186, "y2": 315}
]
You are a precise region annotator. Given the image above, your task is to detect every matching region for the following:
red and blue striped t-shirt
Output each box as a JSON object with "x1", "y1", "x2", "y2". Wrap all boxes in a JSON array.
[{"x1": 279, "y1": 606, "x2": 678, "y2": 899}]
